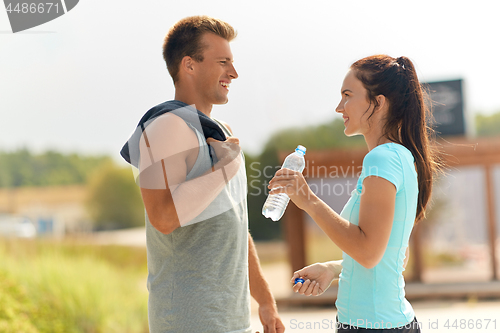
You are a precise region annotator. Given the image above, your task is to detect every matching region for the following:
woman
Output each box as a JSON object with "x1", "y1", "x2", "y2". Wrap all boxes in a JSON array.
[{"x1": 268, "y1": 55, "x2": 440, "y2": 332}]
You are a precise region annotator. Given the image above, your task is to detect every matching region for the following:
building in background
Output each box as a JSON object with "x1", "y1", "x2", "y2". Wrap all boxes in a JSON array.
[{"x1": 0, "y1": 185, "x2": 91, "y2": 237}]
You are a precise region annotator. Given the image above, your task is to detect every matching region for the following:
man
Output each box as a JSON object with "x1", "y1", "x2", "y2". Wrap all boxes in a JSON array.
[{"x1": 121, "y1": 16, "x2": 285, "y2": 333}]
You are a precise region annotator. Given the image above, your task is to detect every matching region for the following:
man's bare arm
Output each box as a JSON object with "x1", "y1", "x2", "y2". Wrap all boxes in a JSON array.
[
  {"x1": 138, "y1": 113, "x2": 241, "y2": 234},
  {"x1": 248, "y1": 233, "x2": 285, "y2": 332}
]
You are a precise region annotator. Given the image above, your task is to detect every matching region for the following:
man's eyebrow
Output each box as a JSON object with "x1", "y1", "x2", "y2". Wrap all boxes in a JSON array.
[
  {"x1": 342, "y1": 89, "x2": 352, "y2": 94},
  {"x1": 217, "y1": 57, "x2": 233, "y2": 61}
]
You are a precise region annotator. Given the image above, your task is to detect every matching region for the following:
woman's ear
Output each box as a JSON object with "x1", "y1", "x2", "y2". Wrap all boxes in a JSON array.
[{"x1": 375, "y1": 95, "x2": 388, "y2": 113}]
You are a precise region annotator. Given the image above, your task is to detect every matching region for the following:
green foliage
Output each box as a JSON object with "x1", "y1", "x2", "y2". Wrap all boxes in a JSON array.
[
  {"x1": 0, "y1": 239, "x2": 148, "y2": 333},
  {"x1": 0, "y1": 271, "x2": 39, "y2": 332},
  {"x1": 245, "y1": 151, "x2": 283, "y2": 240},
  {"x1": 0, "y1": 149, "x2": 111, "y2": 188},
  {"x1": 475, "y1": 111, "x2": 500, "y2": 137},
  {"x1": 22, "y1": 241, "x2": 149, "y2": 273},
  {"x1": 86, "y1": 163, "x2": 144, "y2": 230}
]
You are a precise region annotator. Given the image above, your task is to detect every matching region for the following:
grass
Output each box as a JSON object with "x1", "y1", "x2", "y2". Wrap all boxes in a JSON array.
[{"x1": 0, "y1": 238, "x2": 149, "y2": 333}]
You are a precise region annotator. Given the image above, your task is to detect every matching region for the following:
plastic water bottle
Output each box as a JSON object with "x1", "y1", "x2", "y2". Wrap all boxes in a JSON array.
[{"x1": 262, "y1": 145, "x2": 306, "y2": 221}]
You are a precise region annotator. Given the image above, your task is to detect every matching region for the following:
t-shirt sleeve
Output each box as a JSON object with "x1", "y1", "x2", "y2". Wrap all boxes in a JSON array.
[{"x1": 361, "y1": 147, "x2": 403, "y2": 192}]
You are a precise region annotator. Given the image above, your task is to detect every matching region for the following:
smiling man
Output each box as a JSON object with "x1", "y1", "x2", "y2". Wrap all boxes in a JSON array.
[{"x1": 120, "y1": 16, "x2": 284, "y2": 333}]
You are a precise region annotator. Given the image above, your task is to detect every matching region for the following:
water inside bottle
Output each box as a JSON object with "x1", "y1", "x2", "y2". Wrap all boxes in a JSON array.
[
  {"x1": 262, "y1": 145, "x2": 306, "y2": 221},
  {"x1": 262, "y1": 193, "x2": 290, "y2": 221}
]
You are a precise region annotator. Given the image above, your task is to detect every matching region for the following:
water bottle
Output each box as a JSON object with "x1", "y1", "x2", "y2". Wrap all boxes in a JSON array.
[{"x1": 262, "y1": 145, "x2": 306, "y2": 221}]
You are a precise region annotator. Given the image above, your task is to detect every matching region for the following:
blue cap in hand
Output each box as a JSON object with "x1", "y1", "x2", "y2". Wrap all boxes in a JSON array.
[{"x1": 294, "y1": 278, "x2": 305, "y2": 285}]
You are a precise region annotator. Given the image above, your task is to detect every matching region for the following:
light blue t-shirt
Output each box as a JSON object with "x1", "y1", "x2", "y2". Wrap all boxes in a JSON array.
[{"x1": 336, "y1": 143, "x2": 418, "y2": 329}]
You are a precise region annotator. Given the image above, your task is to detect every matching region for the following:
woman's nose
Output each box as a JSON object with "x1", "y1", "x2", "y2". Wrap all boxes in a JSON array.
[{"x1": 335, "y1": 101, "x2": 344, "y2": 113}]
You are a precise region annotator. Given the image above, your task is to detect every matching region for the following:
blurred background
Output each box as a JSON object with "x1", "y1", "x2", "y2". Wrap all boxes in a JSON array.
[{"x1": 1, "y1": 0, "x2": 500, "y2": 332}]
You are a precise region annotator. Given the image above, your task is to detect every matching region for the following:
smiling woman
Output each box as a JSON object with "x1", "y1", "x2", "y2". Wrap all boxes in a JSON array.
[
  {"x1": 268, "y1": 55, "x2": 441, "y2": 332},
  {"x1": 336, "y1": 69, "x2": 381, "y2": 138}
]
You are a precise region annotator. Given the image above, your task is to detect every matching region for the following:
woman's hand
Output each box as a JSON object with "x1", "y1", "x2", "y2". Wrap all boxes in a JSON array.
[
  {"x1": 267, "y1": 168, "x2": 315, "y2": 211},
  {"x1": 290, "y1": 261, "x2": 341, "y2": 296}
]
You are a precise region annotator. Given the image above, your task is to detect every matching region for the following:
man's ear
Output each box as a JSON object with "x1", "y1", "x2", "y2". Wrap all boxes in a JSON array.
[{"x1": 180, "y1": 56, "x2": 195, "y2": 76}]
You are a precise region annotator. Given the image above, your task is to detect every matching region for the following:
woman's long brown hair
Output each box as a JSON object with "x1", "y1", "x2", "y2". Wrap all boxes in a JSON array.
[{"x1": 351, "y1": 55, "x2": 441, "y2": 223}]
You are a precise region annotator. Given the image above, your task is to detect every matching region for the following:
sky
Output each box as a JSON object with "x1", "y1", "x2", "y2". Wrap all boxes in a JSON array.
[{"x1": 1, "y1": 0, "x2": 499, "y2": 164}]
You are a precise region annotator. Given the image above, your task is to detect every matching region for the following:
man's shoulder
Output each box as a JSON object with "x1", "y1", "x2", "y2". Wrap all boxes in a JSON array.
[
  {"x1": 148, "y1": 100, "x2": 188, "y2": 113},
  {"x1": 146, "y1": 112, "x2": 197, "y2": 141},
  {"x1": 213, "y1": 118, "x2": 233, "y2": 136},
  {"x1": 139, "y1": 100, "x2": 187, "y2": 125}
]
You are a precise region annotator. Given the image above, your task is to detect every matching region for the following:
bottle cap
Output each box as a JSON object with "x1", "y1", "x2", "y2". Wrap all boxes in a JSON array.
[
  {"x1": 294, "y1": 278, "x2": 305, "y2": 285},
  {"x1": 295, "y1": 145, "x2": 306, "y2": 155}
]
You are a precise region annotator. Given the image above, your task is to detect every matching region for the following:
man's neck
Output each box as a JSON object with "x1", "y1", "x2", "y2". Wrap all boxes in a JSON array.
[{"x1": 174, "y1": 90, "x2": 212, "y2": 118}]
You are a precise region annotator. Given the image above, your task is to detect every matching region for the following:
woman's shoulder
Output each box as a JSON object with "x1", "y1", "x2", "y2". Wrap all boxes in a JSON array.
[
  {"x1": 363, "y1": 143, "x2": 414, "y2": 173},
  {"x1": 365, "y1": 143, "x2": 398, "y2": 161},
  {"x1": 364, "y1": 143, "x2": 416, "y2": 179},
  {"x1": 372, "y1": 142, "x2": 410, "y2": 153},
  {"x1": 361, "y1": 143, "x2": 414, "y2": 191},
  {"x1": 368, "y1": 143, "x2": 413, "y2": 161}
]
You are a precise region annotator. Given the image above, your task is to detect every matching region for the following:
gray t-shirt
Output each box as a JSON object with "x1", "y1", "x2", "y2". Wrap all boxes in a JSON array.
[{"x1": 145, "y1": 121, "x2": 251, "y2": 333}]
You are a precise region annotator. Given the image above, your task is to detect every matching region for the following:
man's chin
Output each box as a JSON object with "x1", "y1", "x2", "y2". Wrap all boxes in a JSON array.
[{"x1": 214, "y1": 98, "x2": 229, "y2": 105}]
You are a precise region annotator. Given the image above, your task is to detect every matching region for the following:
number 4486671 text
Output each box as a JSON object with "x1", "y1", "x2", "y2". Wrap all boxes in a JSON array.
[
  {"x1": 6, "y1": 3, "x2": 60, "y2": 14},
  {"x1": 444, "y1": 319, "x2": 496, "y2": 330}
]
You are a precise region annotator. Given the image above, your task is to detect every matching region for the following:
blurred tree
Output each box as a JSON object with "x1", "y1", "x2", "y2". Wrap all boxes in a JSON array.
[
  {"x1": 0, "y1": 149, "x2": 110, "y2": 188},
  {"x1": 86, "y1": 162, "x2": 144, "y2": 230},
  {"x1": 246, "y1": 151, "x2": 282, "y2": 240},
  {"x1": 475, "y1": 110, "x2": 500, "y2": 136}
]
